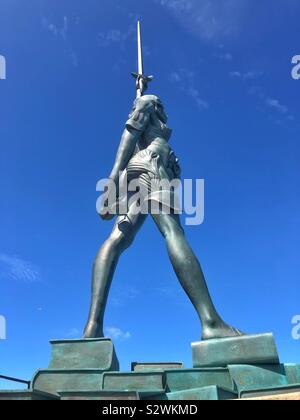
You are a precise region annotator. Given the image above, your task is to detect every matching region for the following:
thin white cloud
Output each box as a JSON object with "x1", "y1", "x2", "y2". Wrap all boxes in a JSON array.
[
  {"x1": 66, "y1": 328, "x2": 80, "y2": 338},
  {"x1": 248, "y1": 86, "x2": 294, "y2": 122},
  {"x1": 248, "y1": 85, "x2": 265, "y2": 99},
  {"x1": 97, "y1": 29, "x2": 124, "y2": 47},
  {"x1": 110, "y1": 286, "x2": 139, "y2": 307},
  {"x1": 0, "y1": 253, "x2": 40, "y2": 283},
  {"x1": 105, "y1": 327, "x2": 131, "y2": 341},
  {"x1": 170, "y1": 68, "x2": 209, "y2": 110},
  {"x1": 41, "y1": 16, "x2": 68, "y2": 40},
  {"x1": 215, "y1": 52, "x2": 233, "y2": 62},
  {"x1": 41, "y1": 16, "x2": 78, "y2": 67},
  {"x1": 159, "y1": 0, "x2": 251, "y2": 42},
  {"x1": 170, "y1": 72, "x2": 181, "y2": 83},
  {"x1": 230, "y1": 71, "x2": 263, "y2": 80},
  {"x1": 97, "y1": 26, "x2": 135, "y2": 48},
  {"x1": 188, "y1": 87, "x2": 209, "y2": 110},
  {"x1": 266, "y1": 98, "x2": 288, "y2": 114},
  {"x1": 244, "y1": 71, "x2": 264, "y2": 80},
  {"x1": 230, "y1": 71, "x2": 242, "y2": 78}
]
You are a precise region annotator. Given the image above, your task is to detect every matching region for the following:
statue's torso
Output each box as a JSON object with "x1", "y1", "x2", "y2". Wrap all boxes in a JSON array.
[
  {"x1": 138, "y1": 112, "x2": 172, "y2": 166},
  {"x1": 126, "y1": 95, "x2": 180, "y2": 180}
]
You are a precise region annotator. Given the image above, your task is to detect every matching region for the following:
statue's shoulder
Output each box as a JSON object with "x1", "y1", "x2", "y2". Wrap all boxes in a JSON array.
[
  {"x1": 134, "y1": 95, "x2": 161, "y2": 111},
  {"x1": 126, "y1": 95, "x2": 160, "y2": 131}
]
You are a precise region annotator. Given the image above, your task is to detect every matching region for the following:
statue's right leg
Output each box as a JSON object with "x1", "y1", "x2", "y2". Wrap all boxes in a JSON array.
[{"x1": 84, "y1": 205, "x2": 147, "y2": 338}]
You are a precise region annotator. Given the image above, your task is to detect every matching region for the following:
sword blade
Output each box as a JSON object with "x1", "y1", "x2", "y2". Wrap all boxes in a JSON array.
[{"x1": 137, "y1": 20, "x2": 144, "y2": 75}]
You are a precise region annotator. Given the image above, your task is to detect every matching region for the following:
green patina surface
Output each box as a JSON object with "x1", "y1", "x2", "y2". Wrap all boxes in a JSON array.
[
  {"x1": 1, "y1": 336, "x2": 299, "y2": 400},
  {"x1": 49, "y1": 338, "x2": 119, "y2": 371},
  {"x1": 102, "y1": 371, "x2": 166, "y2": 393},
  {"x1": 32, "y1": 369, "x2": 104, "y2": 395},
  {"x1": 284, "y1": 364, "x2": 300, "y2": 384},
  {"x1": 0, "y1": 390, "x2": 59, "y2": 401},
  {"x1": 165, "y1": 368, "x2": 233, "y2": 392},
  {"x1": 228, "y1": 364, "x2": 288, "y2": 395},
  {"x1": 132, "y1": 362, "x2": 184, "y2": 372},
  {"x1": 164, "y1": 386, "x2": 237, "y2": 401},
  {"x1": 192, "y1": 333, "x2": 279, "y2": 368},
  {"x1": 240, "y1": 384, "x2": 300, "y2": 399},
  {"x1": 59, "y1": 390, "x2": 140, "y2": 400},
  {"x1": 28, "y1": 338, "x2": 120, "y2": 395}
]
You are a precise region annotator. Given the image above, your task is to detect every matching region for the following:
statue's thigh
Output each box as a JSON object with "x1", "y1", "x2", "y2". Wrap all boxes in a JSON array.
[{"x1": 152, "y1": 212, "x2": 183, "y2": 238}]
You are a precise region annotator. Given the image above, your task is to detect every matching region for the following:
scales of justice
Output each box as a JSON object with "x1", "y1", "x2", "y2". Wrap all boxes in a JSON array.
[{"x1": 1, "y1": 22, "x2": 299, "y2": 401}]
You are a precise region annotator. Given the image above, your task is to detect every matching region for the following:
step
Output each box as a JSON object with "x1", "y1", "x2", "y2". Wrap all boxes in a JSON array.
[
  {"x1": 240, "y1": 384, "x2": 300, "y2": 399},
  {"x1": 59, "y1": 390, "x2": 140, "y2": 400},
  {"x1": 31, "y1": 369, "x2": 104, "y2": 395},
  {"x1": 102, "y1": 371, "x2": 166, "y2": 394},
  {"x1": 49, "y1": 338, "x2": 119, "y2": 371},
  {"x1": 240, "y1": 391, "x2": 300, "y2": 400},
  {"x1": 165, "y1": 386, "x2": 237, "y2": 401},
  {"x1": 228, "y1": 364, "x2": 289, "y2": 396},
  {"x1": 0, "y1": 389, "x2": 60, "y2": 401},
  {"x1": 132, "y1": 362, "x2": 184, "y2": 372},
  {"x1": 192, "y1": 333, "x2": 279, "y2": 368},
  {"x1": 165, "y1": 368, "x2": 233, "y2": 393},
  {"x1": 284, "y1": 364, "x2": 300, "y2": 384}
]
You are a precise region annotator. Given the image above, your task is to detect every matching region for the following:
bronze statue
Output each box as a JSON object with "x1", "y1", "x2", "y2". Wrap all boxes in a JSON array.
[{"x1": 84, "y1": 22, "x2": 243, "y2": 341}]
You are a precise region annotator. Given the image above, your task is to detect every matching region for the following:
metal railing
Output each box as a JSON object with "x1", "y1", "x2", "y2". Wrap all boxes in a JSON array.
[{"x1": 0, "y1": 375, "x2": 30, "y2": 389}]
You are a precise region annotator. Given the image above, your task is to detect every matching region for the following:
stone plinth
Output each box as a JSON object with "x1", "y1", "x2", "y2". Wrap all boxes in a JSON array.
[
  {"x1": 1, "y1": 332, "x2": 299, "y2": 400},
  {"x1": 31, "y1": 338, "x2": 119, "y2": 395}
]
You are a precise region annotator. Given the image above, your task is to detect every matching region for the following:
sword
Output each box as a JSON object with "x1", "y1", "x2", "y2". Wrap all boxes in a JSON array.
[{"x1": 131, "y1": 21, "x2": 153, "y2": 98}]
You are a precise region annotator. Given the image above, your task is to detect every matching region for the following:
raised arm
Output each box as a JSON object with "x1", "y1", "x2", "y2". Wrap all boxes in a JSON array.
[
  {"x1": 108, "y1": 96, "x2": 154, "y2": 183},
  {"x1": 108, "y1": 127, "x2": 140, "y2": 182}
]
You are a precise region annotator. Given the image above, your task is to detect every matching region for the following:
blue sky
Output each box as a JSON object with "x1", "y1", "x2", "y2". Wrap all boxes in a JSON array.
[{"x1": 0, "y1": 0, "x2": 300, "y2": 388}]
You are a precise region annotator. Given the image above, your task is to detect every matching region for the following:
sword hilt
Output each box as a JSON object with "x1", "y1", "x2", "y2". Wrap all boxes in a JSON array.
[{"x1": 131, "y1": 72, "x2": 153, "y2": 97}]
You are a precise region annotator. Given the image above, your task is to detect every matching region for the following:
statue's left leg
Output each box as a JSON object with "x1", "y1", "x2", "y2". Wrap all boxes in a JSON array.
[
  {"x1": 152, "y1": 212, "x2": 243, "y2": 340},
  {"x1": 83, "y1": 203, "x2": 147, "y2": 339}
]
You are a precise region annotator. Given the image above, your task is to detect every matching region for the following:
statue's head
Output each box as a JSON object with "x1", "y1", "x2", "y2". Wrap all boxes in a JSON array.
[{"x1": 140, "y1": 95, "x2": 168, "y2": 124}]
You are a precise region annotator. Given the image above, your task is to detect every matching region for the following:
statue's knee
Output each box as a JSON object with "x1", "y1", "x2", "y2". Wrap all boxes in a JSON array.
[
  {"x1": 118, "y1": 231, "x2": 135, "y2": 252},
  {"x1": 109, "y1": 228, "x2": 134, "y2": 253}
]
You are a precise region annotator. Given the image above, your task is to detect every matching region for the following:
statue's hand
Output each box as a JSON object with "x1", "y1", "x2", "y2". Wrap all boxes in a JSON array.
[
  {"x1": 100, "y1": 207, "x2": 115, "y2": 221},
  {"x1": 98, "y1": 183, "x2": 117, "y2": 221}
]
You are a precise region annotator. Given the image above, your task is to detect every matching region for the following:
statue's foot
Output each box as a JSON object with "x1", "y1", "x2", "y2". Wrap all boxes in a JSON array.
[
  {"x1": 83, "y1": 321, "x2": 104, "y2": 339},
  {"x1": 201, "y1": 320, "x2": 244, "y2": 341}
]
